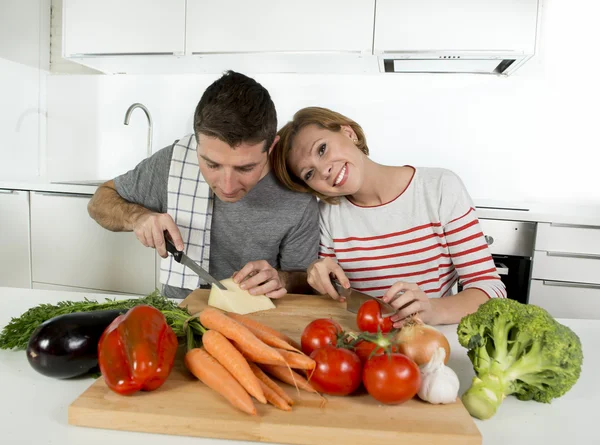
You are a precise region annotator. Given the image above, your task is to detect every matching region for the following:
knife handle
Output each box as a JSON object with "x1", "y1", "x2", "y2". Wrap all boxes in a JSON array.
[{"x1": 164, "y1": 231, "x2": 183, "y2": 262}]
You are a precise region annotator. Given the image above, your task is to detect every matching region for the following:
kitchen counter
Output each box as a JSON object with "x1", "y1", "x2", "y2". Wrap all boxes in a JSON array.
[
  {"x1": 1, "y1": 181, "x2": 598, "y2": 226},
  {"x1": 0, "y1": 287, "x2": 596, "y2": 445}
]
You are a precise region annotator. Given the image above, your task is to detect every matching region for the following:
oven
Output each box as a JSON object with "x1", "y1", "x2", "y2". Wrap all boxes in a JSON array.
[{"x1": 476, "y1": 218, "x2": 537, "y2": 304}]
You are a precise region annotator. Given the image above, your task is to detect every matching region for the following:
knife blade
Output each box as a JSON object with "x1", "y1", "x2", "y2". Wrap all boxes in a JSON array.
[
  {"x1": 331, "y1": 278, "x2": 396, "y2": 317},
  {"x1": 164, "y1": 235, "x2": 227, "y2": 290}
]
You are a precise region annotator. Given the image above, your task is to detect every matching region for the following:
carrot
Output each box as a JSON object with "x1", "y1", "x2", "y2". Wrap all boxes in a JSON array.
[
  {"x1": 258, "y1": 380, "x2": 291, "y2": 412},
  {"x1": 202, "y1": 330, "x2": 266, "y2": 404},
  {"x1": 227, "y1": 312, "x2": 303, "y2": 352},
  {"x1": 248, "y1": 361, "x2": 295, "y2": 406},
  {"x1": 184, "y1": 347, "x2": 256, "y2": 416},
  {"x1": 260, "y1": 364, "x2": 318, "y2": 394},
  {"x1": 274, "y1": 348, "x2": 316, "y2": 370},
  {"x1": 199, "y1": 307, "x2": 286, "y2": 366}
]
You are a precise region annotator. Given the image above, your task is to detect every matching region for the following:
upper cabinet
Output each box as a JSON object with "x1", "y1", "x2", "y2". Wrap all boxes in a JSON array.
[
  {"x1": 186, "y1": 0, "x2": 374, "y2": 54},
  {"x1": 63, "y1": 0, "x2": 186, "y2": 56},
  {"x1": 374, "y1": 0, "x2": 538, "y2": 53},
  {"x1": 60, "y1": 0, "x2": 541, "y2": 76}
]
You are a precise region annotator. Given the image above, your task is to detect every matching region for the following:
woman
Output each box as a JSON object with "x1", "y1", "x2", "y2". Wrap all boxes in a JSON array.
[{"x1": 271, "y1": 107, "x2": 506, "y2": 327}]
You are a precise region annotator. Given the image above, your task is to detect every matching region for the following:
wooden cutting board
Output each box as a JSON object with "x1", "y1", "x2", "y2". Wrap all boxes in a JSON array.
[{"x1": 68, "y1": 290, "x2": 481, "y2": 445}]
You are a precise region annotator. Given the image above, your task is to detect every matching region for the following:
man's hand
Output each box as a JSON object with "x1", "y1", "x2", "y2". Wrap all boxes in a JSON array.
[
  {"x1": 306, "y1": 258, "x2": 350, "y2": 301},
  {"x1": 232, "y1": 260, "x2": 287, "y2": 299},
  {"x1": 132, "y1": 212, "x2": 183, "y2": 258}
]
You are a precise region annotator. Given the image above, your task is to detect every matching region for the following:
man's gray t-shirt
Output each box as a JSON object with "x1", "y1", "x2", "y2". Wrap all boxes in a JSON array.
[{"x1": 114, "y1": 141, "x2": 319, "y2": 299}]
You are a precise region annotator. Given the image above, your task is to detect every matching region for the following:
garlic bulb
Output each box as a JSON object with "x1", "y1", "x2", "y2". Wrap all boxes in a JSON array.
[{"x1": 417, "y1": 347, "x2": 460, "y2": 404}]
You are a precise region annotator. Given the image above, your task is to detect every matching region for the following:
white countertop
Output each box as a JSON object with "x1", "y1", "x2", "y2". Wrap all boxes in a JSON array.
[
  {"x1": 0, "y1": 287, "x2": 597, "y2": 445},
  {"x1": 1, "y1": 180, "x2": 599, "y2": 226}
]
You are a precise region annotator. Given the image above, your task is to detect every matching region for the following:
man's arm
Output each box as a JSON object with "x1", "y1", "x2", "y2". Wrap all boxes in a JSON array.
[
  {"x1": 88, "y1": 180, "x2": 151, "y2": 232},
  {"x1": 88, "y1": 179, "x2": 184, "y2": 255}
]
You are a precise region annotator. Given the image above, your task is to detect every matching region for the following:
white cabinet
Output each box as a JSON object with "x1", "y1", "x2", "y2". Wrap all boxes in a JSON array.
[
  {"x1": 0, "y1": 190, "x2": 31, "y2": 288},
  {"x1": 63, "y1": 0, "x2": 186, "y2": 56},
  {"x1": 30, "y1": 191, "x2": 156, "y2": 295},
  {"x1": 529, "y1": 280, "x2": 600, "y2": 320},
  {"x1": 374, "y1": 0, "x2": 538, "y2": 53},
  {"x1": 186, "y1": 0, "x2": 374, "y2": 53},
  {"x1": 0, "y1": 0, "x2": 50, "y2": 70},
  {"x1": 530, "y1": 222, "x2": 600, "y2": 319}
]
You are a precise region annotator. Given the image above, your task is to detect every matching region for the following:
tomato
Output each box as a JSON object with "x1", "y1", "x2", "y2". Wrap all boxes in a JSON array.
[
  {"x1": 301, "y1": 318, "x2": 343, "y2": 356},
  {"x1": 309, "y1": 346, "x2": 362, "y2": 396},
  {"x1": 362, "y1": 353, "x2": 421, "y2": 404},
  {"x1": 353, "y1": 339, "x2": 399, "y2": 364},
  {"x1": 356, "y1": 300, "x2": 394, "y2": 334}
]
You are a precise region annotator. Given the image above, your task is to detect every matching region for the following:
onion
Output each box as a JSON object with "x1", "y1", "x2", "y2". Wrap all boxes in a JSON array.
[{"x1": 394, "y1": 317, "x2": 451, "y2": 366}]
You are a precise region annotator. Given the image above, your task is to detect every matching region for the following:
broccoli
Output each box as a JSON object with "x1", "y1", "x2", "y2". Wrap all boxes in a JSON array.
[{"x1": 457, "y1": 298, "x2": 583, "y2": 420}]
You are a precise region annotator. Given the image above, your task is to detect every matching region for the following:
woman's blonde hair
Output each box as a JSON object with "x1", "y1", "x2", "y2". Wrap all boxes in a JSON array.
[{"x1": 270, "y1": 107, "x2": 369, "y2": 204}]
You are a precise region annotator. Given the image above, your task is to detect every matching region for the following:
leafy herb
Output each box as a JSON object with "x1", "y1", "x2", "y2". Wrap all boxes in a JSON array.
[{"x1": 0, "y1": 289, "x2": 204, "y2": 350}]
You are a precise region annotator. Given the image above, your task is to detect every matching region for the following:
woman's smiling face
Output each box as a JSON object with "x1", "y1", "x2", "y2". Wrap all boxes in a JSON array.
[{"x1": 288, "y1": 124, "x2": 365, "y2": 197}]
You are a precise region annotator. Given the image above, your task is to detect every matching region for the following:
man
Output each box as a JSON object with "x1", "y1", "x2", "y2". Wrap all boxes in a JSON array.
[{"x1": 88, "y1": 71, "x2": 318, "y2": 299}]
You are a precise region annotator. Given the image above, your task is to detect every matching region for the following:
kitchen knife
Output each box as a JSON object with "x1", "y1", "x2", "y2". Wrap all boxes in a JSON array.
[
  {"x1": 331, "y1": 278, "x2": 396, "y2": 317},
  {"x1": 164, "y1": 235, "x2": 227, "y2": 290}
]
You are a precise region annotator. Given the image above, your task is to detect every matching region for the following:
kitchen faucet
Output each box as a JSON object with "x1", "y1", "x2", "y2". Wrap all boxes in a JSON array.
[{"x1": 124, "y1": 103, "x2": 153, "y2": 158}]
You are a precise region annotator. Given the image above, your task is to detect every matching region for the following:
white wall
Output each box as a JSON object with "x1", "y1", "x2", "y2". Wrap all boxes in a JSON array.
[
  {"x1": 46, "y1": 1, "x2": 600, "y2": 205},
  {"x1": 0, "y1": 0, "x2": 49, "y2": 181}
]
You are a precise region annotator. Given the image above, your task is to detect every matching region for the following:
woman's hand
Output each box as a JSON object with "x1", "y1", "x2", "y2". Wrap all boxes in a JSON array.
[
  {"x1": 381, "y1": 281, "x2": 438, "y2": 328},
  {"x1": 232, "y1": 260, "x2": 287, "y2": 299},
  {"x1": 306, "y1": 258, "x2": 350, "y2": 301}
]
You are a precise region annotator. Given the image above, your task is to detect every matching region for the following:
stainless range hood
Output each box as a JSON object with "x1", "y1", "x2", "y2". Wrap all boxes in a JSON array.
[
  {"x1": 381, "y1": 52, "x2": 529, "y2": 75},
  {"x1": 374, "y1": 0, "x2": 541, "y2": 76}
]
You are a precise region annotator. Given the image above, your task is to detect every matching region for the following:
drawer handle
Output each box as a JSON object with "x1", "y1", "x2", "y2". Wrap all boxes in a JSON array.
[
  {"x1": 546, "y1": 251, "x2": 600, "y2": 260},
  {"x1": 36, "y1": 192, "x2": 92, "y2": 198},
  {"x1": 0, "y1": 189, "x2": 16, "y2": 194},
  {"x1": 550, "y1": 223, "x2": 600, "y2": 230},
  {"x1": 542, "y1": 280, "x2": 600, "y2": 290}
]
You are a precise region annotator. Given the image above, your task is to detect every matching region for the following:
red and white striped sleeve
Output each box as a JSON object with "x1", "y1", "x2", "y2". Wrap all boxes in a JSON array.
[{"x1": 440, "y1": 173, "x2": 507, "y2": 299}]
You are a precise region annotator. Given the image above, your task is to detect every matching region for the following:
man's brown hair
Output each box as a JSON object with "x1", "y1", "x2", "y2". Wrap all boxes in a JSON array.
[{"x1": 193, "y1": 70, "x2": 277, "y2": 151}]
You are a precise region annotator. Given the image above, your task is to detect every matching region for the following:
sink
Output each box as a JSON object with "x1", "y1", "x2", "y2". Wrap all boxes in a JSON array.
[{"x1": 51, "y1": 180, "x2": 108, "y2": 186}]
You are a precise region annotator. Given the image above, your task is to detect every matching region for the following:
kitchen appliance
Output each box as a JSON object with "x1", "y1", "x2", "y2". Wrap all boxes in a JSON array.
[
  {"x1": 471, "y1": 218, "x2": 537, "y2": 304},
  {"x1": 375, "y1": 0, "x2": 540, "y2": 76},
  {"x1": 331, "y1": 278, "x2": 396, "y2": 316},
  {"x1": 164, "y1": 236, "x2": 226, "y2": 290}
]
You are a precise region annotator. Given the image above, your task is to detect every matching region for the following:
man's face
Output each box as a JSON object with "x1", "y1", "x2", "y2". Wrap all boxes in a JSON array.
[{"x1": 197, "y1": 134, "x2": 278, "y2": 203}]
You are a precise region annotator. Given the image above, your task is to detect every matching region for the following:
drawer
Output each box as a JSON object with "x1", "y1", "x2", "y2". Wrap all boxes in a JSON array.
[
  {"x1": 535, "y1": 222, "x2": 600, "y2": 256},
  {"x1": 529, "y1": 279, "x2": 600, "y2": 319},
  {"x1": 532, "y1": 250, "x2": 600, "y2": 285}
]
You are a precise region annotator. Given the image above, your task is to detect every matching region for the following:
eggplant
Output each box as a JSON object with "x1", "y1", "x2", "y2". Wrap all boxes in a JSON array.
[{"x1": 26, "y1": 309, "x2": 126, "y2": 379}]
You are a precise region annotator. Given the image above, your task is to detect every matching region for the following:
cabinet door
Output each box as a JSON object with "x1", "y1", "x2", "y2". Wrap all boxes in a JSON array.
[
  {"x1": 30, "y1": 192, "x2": 156, "y2": 295},
  {"x1": 529, "y1": 279, "x2": 600, "y2": 320},
  {"x1": 63, "y1": 0, "x2": 186, "y2": 56},
  {"x1": 374, "y1": 0, "x2": 538, "y2": 53},
  {"x1": 0, "y1": 190, "x2": 31, "y2": 288},
  {"x1": 186, "y1": 0, "x2": 374, "y2": 53}
]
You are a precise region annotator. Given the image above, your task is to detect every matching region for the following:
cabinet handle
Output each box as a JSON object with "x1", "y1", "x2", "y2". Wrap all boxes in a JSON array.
[
  {"x1": 36, "y1": 192, "x2": 92, "y2": 198},
  {"x1": 0, "y1": 189, "x2": 16, "y2": 194},
  {"x1": 542, "y1": 280, "x2": 600, "y2": 290},
  {"x1": 550, "y1": 222, "x2": 600, "y2": 230},
  {"x1": 546, "y1": 251, "x2": 600, "y2": 260}
]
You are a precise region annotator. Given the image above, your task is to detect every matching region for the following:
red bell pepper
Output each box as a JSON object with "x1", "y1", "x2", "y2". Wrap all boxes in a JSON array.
[{"x1": 98, "y1": 304, "x2": 178, "y2": 395}]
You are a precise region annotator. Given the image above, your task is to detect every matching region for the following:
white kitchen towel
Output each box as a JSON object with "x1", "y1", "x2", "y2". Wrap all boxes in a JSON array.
[{"x1": 161, "y1": 133, "x2": 214, "y2": 290}]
